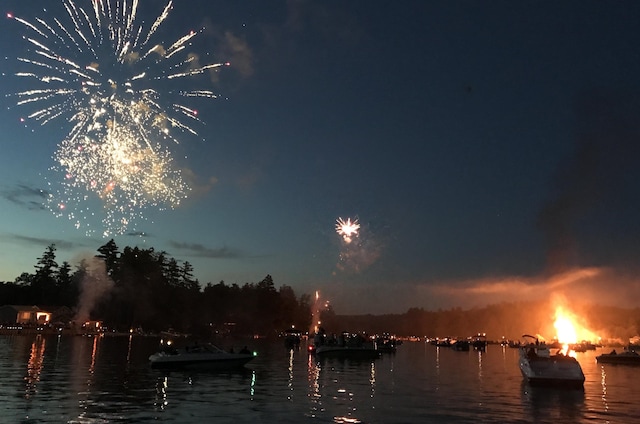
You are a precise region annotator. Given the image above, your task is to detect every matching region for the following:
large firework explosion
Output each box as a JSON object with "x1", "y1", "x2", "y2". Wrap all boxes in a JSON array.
[{"x1": 8, "y1": 0, "x2": 227, "y2": 235}]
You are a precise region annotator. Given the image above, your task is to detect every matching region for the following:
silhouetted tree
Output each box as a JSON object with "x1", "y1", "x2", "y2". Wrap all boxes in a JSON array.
[
  {"x1": 14, "y1": 272, "x2": 34, "y2": 286},
  {"x1": 96, "y1": 239, "x2": 120, "y2": 276},
  {"x1": 55, "y1": 261, "x2": 77, "y2": 306},
  {"x1": 181, "y1": 261, "x2": 198, "y2": 291},
  {"x1": 165, "y1": 258, "x2": 181, "y2": 287},
  {"x1": 32, "y1": 244, "x2": 58, "y2": 304}
]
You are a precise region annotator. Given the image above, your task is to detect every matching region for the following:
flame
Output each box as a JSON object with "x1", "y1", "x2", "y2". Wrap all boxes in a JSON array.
[
  {"x1": 553, "y1": 305, "x2": 600, "y2": 356},
  {"x1": 554, "y1": 307, "x2": 578, "y2": 344}
]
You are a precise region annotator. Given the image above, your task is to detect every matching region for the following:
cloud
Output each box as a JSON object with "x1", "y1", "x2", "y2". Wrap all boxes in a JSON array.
[
  {"x1": 200, "y1": 17, "x2": 254, "y2": 81},
  {"x1": 0, "y1": 183, "x2": 48, "y2": 210},
  {"x1": 284, "y1": 0, "x2": 365, "y2": 46},
  {"x1": 221, "y1": 31, "x2": 253, "y2": 78},
  {"x1": 322, "y1": 265, "x2": 640, "y2": 315},
  {"x1": 429, "y1": 267, "x2": 600, "y2": 296},
  {"x1": 414, "y1": 266, "x2": 640, "y2": 310},
  {"x1": 168, "y1": 240, "x2": 242, "y2": 258},
  {"x1": 4, "y1": 234, "x2": 78, "y2": 251},
  {"x1": 181, "y1": 167, "x2": 218, "y2": 199},
  {"x1": 235, "y1": 167, "x2": 264, "y2": 190},
  {"x1": 126, "y1": 231, "x2": 149, "y2": 237}
]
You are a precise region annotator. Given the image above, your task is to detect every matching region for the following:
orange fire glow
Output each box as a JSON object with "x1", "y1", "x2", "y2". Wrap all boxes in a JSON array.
[
  {"x1": 554, "y1": 307, "x2": 578, "y2": 344},
  {"x1": 553, "y1": 306, "x2": 598, "y2": 348}
]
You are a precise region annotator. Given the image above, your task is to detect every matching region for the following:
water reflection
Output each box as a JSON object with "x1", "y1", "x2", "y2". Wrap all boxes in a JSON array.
[
  {"x1": 73, "y1": 335, "x2": 103, "y2": 423},
  {"x1": 600, "y1": 365, "x2": 609, "y2": 412},
  {"x1": 126, "y1": 333, "x2": 133, "y2": 365},
  {"x1": 24, "y1": 334, "x2": 46, "y2": 399},
  {"x1": 89, "y1": 335, "x2": 100, "y2": 375},
  {"x1": 307, "y1": 352, "x2": 322, "y2": 417},
  {"x1": 250, "y1": 369, "x2": 256, "y2": 398},
  {"x1": 6, "y1": 338, "x2": 640, "y2": 423},
  {"x1": 476, "y1": 350, "x2": 483, "y2": 381},
  {"x1": 369, "y1": 361, "x2": 376, "y2": 398},
  {"x1": 333, "y1": 417, "x2": 362, "y2": 423},
  {"x1": 288, "y1": 348, "x2": 294, "y2": 398},
  {"x1": 307, "y1": 355, "x2": 377, "y2": 424},
  {"x1": 155, "y1": 376, "x2": 169, "y2": 410},
  {"x1": 521, "y1": 382, "x2": 585, "y2": 422}
]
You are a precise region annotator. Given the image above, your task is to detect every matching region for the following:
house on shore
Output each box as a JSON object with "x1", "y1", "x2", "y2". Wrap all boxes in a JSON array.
[{"x1": 0, "y1": 305, "x2": 52, "y2": 325}]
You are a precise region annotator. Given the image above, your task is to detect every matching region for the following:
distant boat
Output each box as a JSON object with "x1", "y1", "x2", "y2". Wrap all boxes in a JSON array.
[
  {"x1": 314, "y1": 331, "x2": 379, "y2": 360},
  {"x1": 149, "y1": 343, "x2": 255, "y2": 369},
  {"x1": 376, "y1": 336, "x2": 398, "y2": 353},
  {"x1": 434, "y1": 337, "x2": 453, "y2": 347},
  {"x1": 518, "y1": 335, "x2": 585, "y2": 388},
  {"x1": 472, "y1": 333, "x2": 488, "y2": 351},
  {"x1": 160, "y1": 329, "x2": 190, "y2": 339},
  {"x1": 452, "y1": 339, "x2": 470, "y2": 351},
  {"x1": 282, "y1": 328, "x2": 302, "y2": 350},
  {"x1": 570, "y1": 341, "x2": 597, "y2": 352},
  {"x1": 596, "y1": 349, "x2": 640, "y2": 365}
]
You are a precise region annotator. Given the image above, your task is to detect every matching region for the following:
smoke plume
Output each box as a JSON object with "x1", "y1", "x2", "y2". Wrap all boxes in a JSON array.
[
  {"x1": 537, "y1": 90, "x2": 640, "y2": 273},
  {"x1": 74, "y1": 256, "x2": 114, "y2": 323}
]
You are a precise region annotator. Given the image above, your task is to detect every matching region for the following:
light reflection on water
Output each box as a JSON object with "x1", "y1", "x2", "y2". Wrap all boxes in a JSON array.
[
  {"x1": 24, "y1": 334, "x2": 45, "y2": 399},
  {"x1": 1, "y1": 335, "x2": 640, "y2": 423}
]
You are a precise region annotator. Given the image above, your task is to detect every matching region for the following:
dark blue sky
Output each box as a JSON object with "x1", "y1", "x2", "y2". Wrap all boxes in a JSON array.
[{"x1": 1, "y1": 1, "x2": 639, "y2": 313}]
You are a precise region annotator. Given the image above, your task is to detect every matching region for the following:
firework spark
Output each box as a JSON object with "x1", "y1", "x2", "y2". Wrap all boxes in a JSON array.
[
  {"x1": 8, "y1": 0, "x2": 227, "y2": 235},
  {"x1": 336, "y1": 217, "x2": 360, "y2": 244}
]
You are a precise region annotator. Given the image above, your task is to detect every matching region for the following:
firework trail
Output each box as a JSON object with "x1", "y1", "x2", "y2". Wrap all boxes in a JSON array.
[{"x1": 7, "y1": 0, "x2": 228, "y2": 235}]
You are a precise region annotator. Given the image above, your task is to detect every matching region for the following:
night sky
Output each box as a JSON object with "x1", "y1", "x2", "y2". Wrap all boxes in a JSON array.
[{"x1": 1, "y1": 1, "x2": 639, "y2": 314}]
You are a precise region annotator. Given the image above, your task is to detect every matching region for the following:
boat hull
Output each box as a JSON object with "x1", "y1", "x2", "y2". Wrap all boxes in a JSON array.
[
  {"x1": 149, "y1": 344, "x2": 255, "y2": 370},
  {"x1": 596, "y1": 353, "x2": 640, "y2": 365},
  {"x1": 149, "y1": 354, "x2": 254, "y2": 369},
  {"x1": 519, "y1": 351, "x2": 585, "y2": 388}
]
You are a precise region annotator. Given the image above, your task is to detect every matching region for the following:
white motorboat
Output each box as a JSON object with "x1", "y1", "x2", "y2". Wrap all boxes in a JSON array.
[
  {"x1": 149, "y1": 343, "x2": 255, "y2": 369},
  {"x1": 518, "y1": 335, "x2": 585, "y2": 388}
]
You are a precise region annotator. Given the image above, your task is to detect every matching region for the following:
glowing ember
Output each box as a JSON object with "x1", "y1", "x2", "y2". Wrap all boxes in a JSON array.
[{"x1": 336, "y1": 217, "x2": 360, "y2": 243}]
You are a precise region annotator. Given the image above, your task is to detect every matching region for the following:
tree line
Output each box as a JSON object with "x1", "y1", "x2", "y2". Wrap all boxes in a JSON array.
[
  {"x1": 320, "y1": 301, "x2": 640, "y2": 344},
  {"x1": 4, "y1": 242, "x2": 638, "y2": 343},
  {"x1": 0, "y1": 241, "x2": 313, "y2": 337}
]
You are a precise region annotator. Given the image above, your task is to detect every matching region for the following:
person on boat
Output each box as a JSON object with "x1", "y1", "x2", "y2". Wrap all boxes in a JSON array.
[{"x1": 240, "y1": 346, "x2": 250, "y2": 354}]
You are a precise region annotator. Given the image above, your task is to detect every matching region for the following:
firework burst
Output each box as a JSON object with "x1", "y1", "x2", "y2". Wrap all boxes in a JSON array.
[
  {"x1": 334, "y1": 216, "x2": 381, "y2": 274},
  {"x1": 7, "y1": 0, "x2": 228, "y2": 234},
  {"x1": 336, "y1": 217, "x2": 360, "y2": 244}
]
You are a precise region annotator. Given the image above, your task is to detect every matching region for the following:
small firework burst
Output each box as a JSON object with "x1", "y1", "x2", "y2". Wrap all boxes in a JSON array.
[{"x1": 336, "y1": 217, "x2": 360, "y2": 244}]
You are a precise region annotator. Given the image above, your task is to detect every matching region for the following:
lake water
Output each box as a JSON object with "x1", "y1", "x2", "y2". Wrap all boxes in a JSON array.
[{"x1": 1, "y1": 334, "x2": 639, "y2": 423}]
